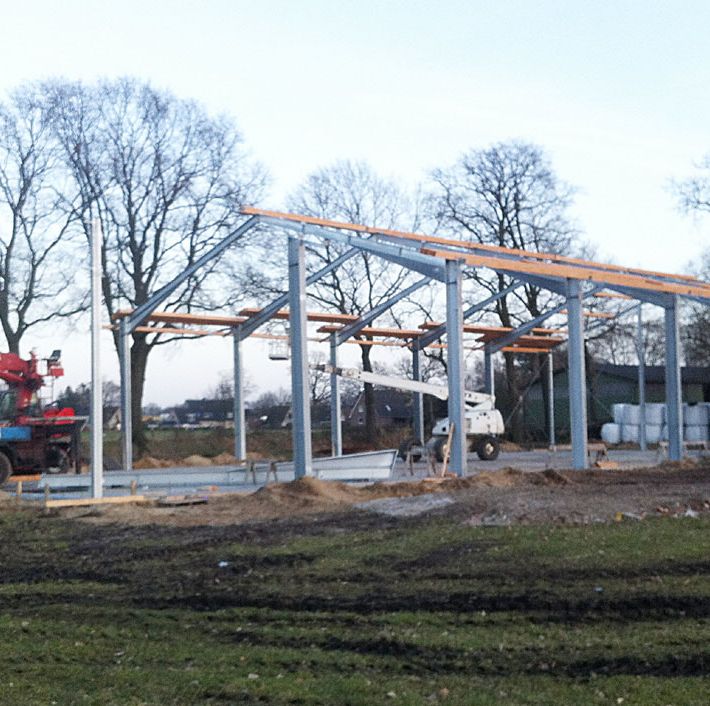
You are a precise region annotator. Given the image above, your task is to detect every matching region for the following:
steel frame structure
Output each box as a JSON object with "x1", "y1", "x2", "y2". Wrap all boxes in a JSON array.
[{"x1": 113, "y1": 206, "x2": 710, "y2": 479}]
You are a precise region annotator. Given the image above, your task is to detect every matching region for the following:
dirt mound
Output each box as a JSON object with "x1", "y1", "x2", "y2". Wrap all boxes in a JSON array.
[
  {"x1": 255, "y1": 476, "x2": 364, "y2": 507},
  {"x1": 134, "y1": 456, "x2": 172, "y2": 469},
  {"x1": 181, "y1": 455, "x2": 213, "y2": 467},
  {"x1": 212, "y1": 452, "x2": 240, "y2": 465}
]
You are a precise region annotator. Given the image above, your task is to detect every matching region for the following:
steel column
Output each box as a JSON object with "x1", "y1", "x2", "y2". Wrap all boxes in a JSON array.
[
  {"x1": 483, "y1": 347, "x2": 494, "y2": 395},
  {"x1": 90, "y1": 219, "x2": 103, "y2": 498},
  {"x1": 637, "y1": 304, "x2": 647, "y2": 451},
  {"x1": 288, "y1": 235, "x2": 313, "y2": 477},
  {"x1": 566, "y1": 278, "x2": 588, "y2": 469},
  {"x1": 412, "y1": 347, "x2": 425, "y2": 443},
  {"x1": 547, "y1": 352, "x2": 556, "y2": 450},
  {"x1": 232, "y1": 327, "x2": 246, "y2": 460},
  {"x1": 445, "y1": 259, "x2": 467, "y2": 476},
  {"x1": 329, "y1": 333, "x2": 342, "y2": 456},
  {"x1": 119, "y1": 317, "x2": 132, "y2": 473},
  {"x1": 664, "y1": 296, "x2": 683, "y2": 461}
]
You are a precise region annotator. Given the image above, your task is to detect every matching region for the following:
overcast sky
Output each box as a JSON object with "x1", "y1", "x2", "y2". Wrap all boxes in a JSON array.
[{"x1": 0, "y1": 1, "x2": 708, "y2": 405}]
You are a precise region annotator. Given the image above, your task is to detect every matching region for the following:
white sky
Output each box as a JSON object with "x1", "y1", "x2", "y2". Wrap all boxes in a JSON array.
[{"x1": 0, "y1": 1, "x2": 709, "y2": 405}]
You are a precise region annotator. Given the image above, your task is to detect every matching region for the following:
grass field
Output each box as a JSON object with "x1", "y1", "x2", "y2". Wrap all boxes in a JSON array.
[{"x1": 0, "y1": 507, "x2": 708, "y2": 705}]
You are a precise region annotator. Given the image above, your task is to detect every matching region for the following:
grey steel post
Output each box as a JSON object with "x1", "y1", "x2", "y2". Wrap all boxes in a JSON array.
[
  {"x1": 664, "y1": 296, "x2": 683, "y2": 461},
  {"x1": 412, "y1": 346, "x2": 425, "y2": 443},
  {"x1": 288, "y1": 235, "x2": 312, "y2": 477},
  {"x1": 483, "y1": 347, "x2": 494, "y2": 395},
  {"x1": 637, "y1": 304, "x2": 647, "y2": 451},
  {"x1": 445, "y1": 259, "x2": 467, "y2": 476},
  {"x1": 233, "y1": 326, "x2": 246, "y2": 461},
  {"x1": 90, "y1": 219, "x2": 103, "y2": 498},
  {"x1": 329, "y1": 333, "x2": 342, "y2": 456},
  {"x1": 566, "y1": 278, "x2": 588, "y2": 469},
  {"x1": 119, "y1": 317, "x2": 132, "y2": 473},
  {"x1": 547, "y1": 352, "x2": 556, "y2": 450}
]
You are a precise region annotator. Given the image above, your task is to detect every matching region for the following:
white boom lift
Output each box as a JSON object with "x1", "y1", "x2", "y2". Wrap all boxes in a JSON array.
[{"x1": 318, "y1": 365, "x2": 505, "y2": 461}]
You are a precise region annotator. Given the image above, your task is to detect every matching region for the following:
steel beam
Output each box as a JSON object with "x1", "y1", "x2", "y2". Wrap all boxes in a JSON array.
[
  {"x1": 412, "y1": 347, "x2": 425, "y2": 443},
  {"x1": 483, "y1": 347, "x2": 494, "y2": 395},
  {"x1": 547, "y1": 352, "x2": 556, "y2": 449},
  {"x1": 90, "y1": 219, "x2": 103, "y2": 498},
  {"x1": 566, "y1": 278, "x2": 588, "y2": 469},
  {"x1": 445, "y1": 259, "x2": 467, "y2": 476},
  {"x1": 336, "y1": 276, "x2": 430, "y2": 345},
  {"x1": 233, "y1": 327, "x2": 246, "y2": 460},
  {"x1": 329, "y1": 333, "x2": 342, "y2": 456},
  {"x1": 636, "y1": 304, "x2": 647, "y2": 451},
  {"x1": 126, "y1": 216, "x2": 259, "y2": 330},
  {"x1": 261, "y1": 217, "x2": 446, "y2": 282},
  {"x1": 288, "y1": 235, "x2": 313, "y2": 477},
  {"x1": 664, "y1": 296, "x2": 683, "y2": 461},
  {"x1": 119, "y1": 318, "x2": 132, "y2": 473},
  {"x1": 238, "y1": 248, "x2": 360, "y2": 339},
  {"x1": 417, "y1": 280, "x2": 522, "y2": 349}
]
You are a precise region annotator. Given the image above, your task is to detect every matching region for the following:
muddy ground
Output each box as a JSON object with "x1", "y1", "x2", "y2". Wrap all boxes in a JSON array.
[{"x1": 45, "y1": 457, "x2": 710, "y2": 529}]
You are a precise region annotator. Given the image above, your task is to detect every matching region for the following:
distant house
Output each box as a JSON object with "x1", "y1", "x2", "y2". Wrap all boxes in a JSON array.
[
  {"x1": 176, "y1": 398, "x2": 235, "y2": 428},
  {"x1": 249, "y1": 404, "x2": 291, "y2": 430},
  {"x1": 103, "y1": 406, "x2": 120, "y2": 430},
  {"x1": 346, "y1": 389, "x2": 414, "y2": 428},
  {"x1": 523, "y1": 362, "x2": 710, "y2": 440}
]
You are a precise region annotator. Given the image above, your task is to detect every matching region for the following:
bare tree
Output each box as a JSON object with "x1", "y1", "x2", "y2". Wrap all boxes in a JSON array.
[
  {"x1": 46, "y1": 78, "x2": 266, "y2": 451},
  {"x1": 673, "y1": 161, "x2": 710, "y2": 365},
  {"x1": 0, "y1": 86, "x2": 84, "y2": 354},
  {"x1": 246, "y1": 160, "x2": 418, "y2": 443},
  {"x1": 428, "y1": 141, "x2": 581, "y2": 441}
]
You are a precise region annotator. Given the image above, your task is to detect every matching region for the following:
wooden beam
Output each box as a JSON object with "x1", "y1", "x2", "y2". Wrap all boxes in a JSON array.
[
  {"x1": 419, "y1": 321, "x2": 562, "y2": 335},
  {"x1": 317, "y1": 324, "x2": 424, "y2": 339},
  {"x1": 420, "y1": 247, "x2": 710, "y2": 299},
  {"x1": 113, "y1": 310, "x2": 247, "y2": 326},
  {"x1": 45, "y1": 495, "x2": 147, "y2": 509},
  {"x1": 242, "y1": 207, "x2": 709, "y2": 289},
  {"x1": 239, "y1": 307, "x2": 359, "y2": 323}
]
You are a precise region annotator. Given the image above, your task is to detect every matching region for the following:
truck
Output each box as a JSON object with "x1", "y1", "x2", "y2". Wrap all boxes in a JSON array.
[
  {"x1": 318, "y1": 365, "x2": 505, "y2": 462},
  {"x1": 0, "y1": 350, "x2": 85, "y2": 484}
]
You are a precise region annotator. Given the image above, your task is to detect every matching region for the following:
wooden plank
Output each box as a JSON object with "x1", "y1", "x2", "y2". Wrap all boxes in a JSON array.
[
  {"x1": 317, "y1": 324, "x2": 424, "y2": 339},
  {"x1": 7, "y1": 474, "x2": 41, "y2": 483},
  {"x1": 239, "y1": 307, "x2": 358, "y2": 323},
  {"x1": 241, "y1": 207, "x2": 709, "y2": 288},
  {"x1": 45, "y1": 495, "x2": 147, "y2": 509},
  {"x1": 419, "y1": 321, "x2": 562, "y2": 335},
  {"x1": 113, "y1": 310, "x2": 247, "y2": 326},
  {"x1": 420, "y1": 247, "x2": 710, "y2": 298}
]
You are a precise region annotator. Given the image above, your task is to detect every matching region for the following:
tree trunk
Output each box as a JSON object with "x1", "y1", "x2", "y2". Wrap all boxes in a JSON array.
[
  {"x1": 360, "y1": 343, "x2": 377, "y2": 444},
  {"x1": 503, "y1": 351, "x2": 523, "y2": 443},
  {"x1": 129, "y1": 335, "x2": 150, "y2": 456}
]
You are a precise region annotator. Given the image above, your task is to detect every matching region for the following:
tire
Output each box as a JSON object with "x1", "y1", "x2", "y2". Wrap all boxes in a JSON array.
[
  {"x1": 432, "y1": 436, "x2": 448, "y2": 463},
  {"x1": 0, "y1": 451, "x2": 13, "y2": 485},
  {"x1": 476, "y1": 435, "x2": 500, "y2": 461}
]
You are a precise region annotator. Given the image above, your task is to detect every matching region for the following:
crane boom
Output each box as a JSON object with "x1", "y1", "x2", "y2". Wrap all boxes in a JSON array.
[{"x1": 315, "y1": 364, "x2": 496, "y2": 407}]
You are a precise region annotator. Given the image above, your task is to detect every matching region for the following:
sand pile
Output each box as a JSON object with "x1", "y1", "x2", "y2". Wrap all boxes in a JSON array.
[
  {"x1": 134, "y1": 456, "x2": 173, "y2": 469},
  {"x1": 212, "y1": 452, "x2": 240, "y2": 465},
  {"x1": 181, "y1": 455, "x2": 213, "y2": 467}
]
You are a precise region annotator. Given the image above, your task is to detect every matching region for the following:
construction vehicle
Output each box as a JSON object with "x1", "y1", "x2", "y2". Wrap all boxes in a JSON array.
[
  {"x1": 319, "y1": 365, "x2": 505, "y2": 461},
  {"x1": 0, "y1": 350, "x2": 85, "y2": 483}
]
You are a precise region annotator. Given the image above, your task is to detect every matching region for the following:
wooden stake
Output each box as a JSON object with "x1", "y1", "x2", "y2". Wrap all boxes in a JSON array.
[{"x1": 440, "y1": 423, "x2": 455, "y2": 478}]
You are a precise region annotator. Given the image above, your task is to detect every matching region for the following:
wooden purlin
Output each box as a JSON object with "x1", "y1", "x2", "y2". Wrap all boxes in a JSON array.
[
  {"x1": 113, "y1": 310, "x2": 247, "y2": 326},
  {"x1": 317, "y1": 324, "x2": 424, "y2": 339},
  {"x1": 238, "y1": 307, "x2": 359, "y2": 323},
  {"x1": 241, "y1": 207, "x2": 710, "y2": 290},
  {"x1": 419, "y1": 247, "x2": 710, "y2": 299},
  {"x1": 419, "y1": 321, "x2": 562, "y2": 335},
  {"x1": 474, "y1": 333, "x2": 563, "y2": 348}
]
